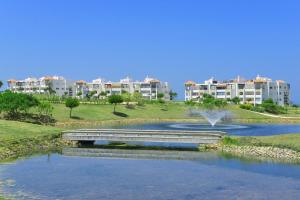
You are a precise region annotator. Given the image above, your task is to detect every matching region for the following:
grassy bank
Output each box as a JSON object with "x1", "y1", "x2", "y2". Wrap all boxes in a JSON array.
[
  {"x1": 0, "y1": 120, "x2": 66, "y2": 161},
  {"x1": 222, "y1": 134, "x2": 300, "y2": 152},
  {"x1": 219, "y1": 134, "x2": 300, "y2": 162}
]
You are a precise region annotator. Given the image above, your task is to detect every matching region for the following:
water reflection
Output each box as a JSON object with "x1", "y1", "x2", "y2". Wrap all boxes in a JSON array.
[
  {"x1": 0, "y1": 148, "x2": 300, "y2": 200},
  {"x1": 62, "y1": 147, "x2": 218, "y2": 161}
]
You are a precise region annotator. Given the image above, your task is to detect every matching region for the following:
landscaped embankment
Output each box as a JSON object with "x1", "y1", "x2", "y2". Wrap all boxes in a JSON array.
[
  {"x1": 219, "y1": 145, "x2": 300, "y2": 162},
  {"x1": 0, "y1": 120, "x2": 72, "y2": 161},
  {"x1": 216, "y1": 135, "x2": 300, "y2": 162}
]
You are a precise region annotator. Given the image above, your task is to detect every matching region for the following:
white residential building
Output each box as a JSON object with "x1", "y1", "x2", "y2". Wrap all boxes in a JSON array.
[
  {"x1": 90, "y1": 76, "x2": 171, "y2": 100},
  {"x1": 7, "y1": 76, "x2": 75, "y2": 96},
  {"x1": 185, "y1": 75, "x2": 290, "y2": 106},
  {"x1": 7, "y1": 75, "x2": 171, "y2": 100}
]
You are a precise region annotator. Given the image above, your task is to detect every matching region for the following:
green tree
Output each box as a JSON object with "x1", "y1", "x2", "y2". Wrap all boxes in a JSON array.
[
  {"x1": 122, "y1": 92, "x2": 132, "y2": 106},
  {"x1": 169, "y1": 91, "x2": 178, "y2": 101},
  {"x1": 45, "y1": 82, "x2": 56, "y2": 95},
  {"x1": 201, "y1": 94, "x2": 216, "y2": 109},
  {"x1": 133, "y1": 92, "x2": 144, "y2": 106},
  {"x1": 0, "y1": 80, "x2": 3, "y2": 89},
  {"x1": 108, "y1": 95, "x2": 123, "y2": 113},
  {"x1": 99, "y1": 91, "x2": 108, "y2": 100},
  {"x1": 37, "y1": 101, "x2": 54, "y2": 116},
  {"x1": 65, "y1": 98, "x2": 80, "y2": 118},
  {"x1": 200, "y1": 94, "x2": 227, "y2": 110},
  {"x1": 157, "y1": 93, "x2": 165, "y2": 99},
  {"x1": 0, "y1": 91, "x2": 39, "y2": 118},
  {"x1": 77, "y1": 91, "x2": 82, "y2": 97},
  {"x1": 86, "y1": 90, "x2": 97, "y2": 100}
]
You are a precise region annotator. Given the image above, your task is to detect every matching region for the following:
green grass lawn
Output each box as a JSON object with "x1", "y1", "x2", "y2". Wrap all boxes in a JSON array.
[
  {"x1": 281, "y1": 107, "x2": 300, "y2": 117},
  {"x1": 49, "y1": 102, "x2": 300, "y2": 124},
  {"x1": 0, "y1": 120, "x2": 62, "y2": 140},
  {"x1": 253, "y1": 134, "x2": 300, "y2": 152},
  {"x1": 51, "y1": 103, "x2": 192, "y2": 122}
]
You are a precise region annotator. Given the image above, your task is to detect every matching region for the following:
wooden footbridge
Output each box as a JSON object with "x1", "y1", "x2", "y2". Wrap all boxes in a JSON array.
[{"x1": 62, "y1": 129, "x2": 226, "y2": 145}]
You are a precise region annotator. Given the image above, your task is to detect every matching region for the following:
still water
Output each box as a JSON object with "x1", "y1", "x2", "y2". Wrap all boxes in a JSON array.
[
  {"x1": 1, "y1": 150, "x2": 300, "y2": 200},
  {"x1": 120, "y1": 123, "x2": 300, "y2": 136},
  {"x1": 1, "y1": 123, "x2": 300, "y2": 200}
]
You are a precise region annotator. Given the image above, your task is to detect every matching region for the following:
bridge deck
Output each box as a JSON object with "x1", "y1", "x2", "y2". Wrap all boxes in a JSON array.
[{"x1": 62, "y1": 129, "x2": 226, "y2": 144}]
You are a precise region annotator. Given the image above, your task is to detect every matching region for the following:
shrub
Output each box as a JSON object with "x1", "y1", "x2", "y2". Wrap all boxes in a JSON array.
[
  {"x1": 239, "y1": 104, "x2": 253, "y2": 110},
  {"x1": 250, "y1": 106, "x2": 265, "y2": 113},
  {"x1": 222, "y1": 136, "x2": 239, "y2": 145},
  {"x1": 157, "y1": 93, "x2": 165, "y2": 99},
  {"x1": 122, "y1": 92, "x2": 132, "y2": 106},
  {"x1": 261, "y1": 99, "x2": 285, "y2": 114},
  {"x1": 132, "y1": 92, "x2": 144, "y2": 106},
  {"x1": 185, "y1": 100, "x2": 197, "y2": 106},
  {"x1": 231, "y1": 97, "x2": 241, "y2": 105},
  {"x1": 37, "y1": 101, "x2": 54, "y2": 116},
  {"x1": 158, "y1": 98, "x2": 165, "y2": 104},
  {"x1": 0, "y1": 91, "x2": 39, "y2": 118}
]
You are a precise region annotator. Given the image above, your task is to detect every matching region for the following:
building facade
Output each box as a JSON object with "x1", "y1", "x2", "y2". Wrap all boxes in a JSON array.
[
  {"x1": 7, "y1": 76, "x2": 75, "y2": 97},
  {"x1": 185, "y1": 75, "x2": 290, "y2": 106},
  {"x1": 87, "y1": 76, "x2": 170, "y2": 100},
  {"x1": 7, "y1": 76, "x2": 171, "y2": 101}
]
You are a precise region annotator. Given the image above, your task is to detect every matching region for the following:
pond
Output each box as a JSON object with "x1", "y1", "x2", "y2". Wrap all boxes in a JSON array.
[
  {"x1": 1, "y1": 123, "x2": 300, "y2": 199},
  {"x1": 1, "y1": 150, "x2": 300, "y2": 200},
  {"x1": 119, "y1": 123, "x2": 300, "y2": 136}
]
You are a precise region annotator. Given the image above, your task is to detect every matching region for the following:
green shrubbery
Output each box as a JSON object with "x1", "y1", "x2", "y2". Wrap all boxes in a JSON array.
[
  {"x1": 185, "y1": 94, "x2": 228, "y2": 110},
  {"x1": 0, "y1": 91, "x2": 39, "y2": 118},
  {"x1": 222, "y1": 136, "x2": 239, "y2": 145},
  {"x1": 239, "y1": 104, "x2": 253, "y2": 110},
  {"x1": 261, "y1": 99, "x2": 286, "y2": 114},
  {"x1": 0, "y1": 91, "x2": 55, "y2": 124},
  {"x1": 239, "y1": 99, "x2": 286, "y2": 115}
]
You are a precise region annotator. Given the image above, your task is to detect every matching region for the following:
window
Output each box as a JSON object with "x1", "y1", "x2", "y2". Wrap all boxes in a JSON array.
[
  {"x1": 238, "y1": 84, "x2": 244, "y2": 89},
  {"x1": 245, "y1": 91, "x2": 254, "y2": 95},
  {"x1": 217, "y1": 92, "x2": 225, "y2": 96}
]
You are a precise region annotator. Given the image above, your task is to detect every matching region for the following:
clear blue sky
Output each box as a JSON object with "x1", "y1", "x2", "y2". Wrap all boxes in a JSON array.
[{"x1": 0, "y1": 0, "x2": 299, "y2": 102}]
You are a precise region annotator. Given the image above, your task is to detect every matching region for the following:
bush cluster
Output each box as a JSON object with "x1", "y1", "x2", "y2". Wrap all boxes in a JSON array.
[
  {"x1": 239, "y1": 99, "x2": 286, "y2": 114},
  {"x1": 0, "y1": 91, "x2": 54, "y2": 124}
]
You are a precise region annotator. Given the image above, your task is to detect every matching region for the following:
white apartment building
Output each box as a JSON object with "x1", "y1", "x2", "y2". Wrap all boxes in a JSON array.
[
  {"x1": 87, "y1": 76, "x2": 171, "y2": 100},
  {"x1": 185, "y1": 75, "x2": 290, "y2": 106},
  {"x1": 7, "y1": 76, "x2": 75, "y2": 96},
  {"x1": 7, "y1": 76, "x2": 171, "y2": 101}
]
